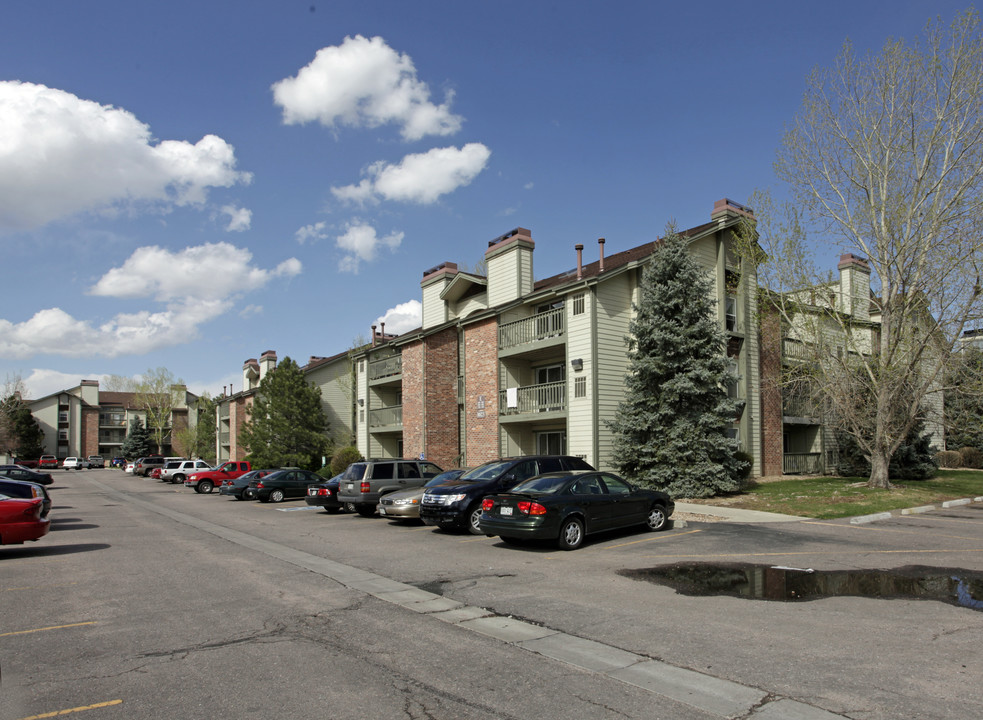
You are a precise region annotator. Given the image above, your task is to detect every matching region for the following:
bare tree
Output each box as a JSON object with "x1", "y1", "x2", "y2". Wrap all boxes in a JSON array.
[
  {"x1": 746, "y1": 11, "x2": 983, "y2": 487},
  {"x1": 133, "y1": 367, "x2": 184, "y2": 454}
]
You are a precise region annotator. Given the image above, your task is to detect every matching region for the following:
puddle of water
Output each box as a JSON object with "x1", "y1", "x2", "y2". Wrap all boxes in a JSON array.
[{"x1": 620, "y1": 563, "x2": 983, "y2": 611}]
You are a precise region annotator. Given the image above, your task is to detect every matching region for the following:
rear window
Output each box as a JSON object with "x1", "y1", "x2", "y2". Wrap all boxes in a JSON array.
[
  {"x1": 343, "y1": 463, "x2": 367, "y2": 481},
  {"x1": 512, "y1": 474, "x2": 569, "y2": 494},
  {"x1": 563, "y1": 457, "x2": 594, "y2": 471}
]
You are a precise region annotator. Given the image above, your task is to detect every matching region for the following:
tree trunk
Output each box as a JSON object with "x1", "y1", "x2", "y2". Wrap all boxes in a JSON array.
[{"x1": 868, "y1": 449, "x2": 892, "y2": 489}]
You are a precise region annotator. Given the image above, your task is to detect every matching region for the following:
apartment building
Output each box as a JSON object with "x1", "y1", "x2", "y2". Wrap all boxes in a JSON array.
[
  {"x1": 352, "y1": 198, "x2": 763, "y2": 476},
  {"x1": 27, "y1": 379, "x2": 199, "y2": 459}
]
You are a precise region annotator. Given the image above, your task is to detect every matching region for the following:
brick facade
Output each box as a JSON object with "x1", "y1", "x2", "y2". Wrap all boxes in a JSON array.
[
  {"x1": 463, "y1": 317, "x2": 500, "y2": 465},
  {"x1": 81, "y1": 406, "x2": 99, "y2": 457},
  {"x1": 228, "y1": 395, "x2": 253, "y2": 460},
  {"x1": 423, "y1": 327, "x2": 460, "y2": 468},
  {"x1": 759, "y1": 307, "x2": 784, "y2": 476},
  {"x1": 401, "y1": 340, "x2": 424, "y2": 458}
]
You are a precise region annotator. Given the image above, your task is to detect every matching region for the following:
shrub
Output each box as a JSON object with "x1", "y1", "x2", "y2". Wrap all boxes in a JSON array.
[
  {"x1": 733, "y1": 451, "x2": 754, "y2": 488},
  {"x1": 330, "y1": 445, "x2": 363, "y2": 476},
  {"x1": 959, "y1": 446, "x2": 983, "y2": 469},
  {"x1": 936, "y1": 450, "x2": 962, "y2": 468}
]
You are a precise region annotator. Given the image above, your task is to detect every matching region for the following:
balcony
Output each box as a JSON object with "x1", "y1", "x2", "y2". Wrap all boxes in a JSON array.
[
  {"x1": 783, "y1": 393, "x2": 821, "y2": 421},
  {"x1": 499, "y1": 381, "x2": 566, "y2": 419},
  {"x1": 783, "y1": 452, "x2": 823, "y2": 474},
  {"x1": 369, "y1": 405, "x2": 403, "y2": 431},
  {"x1": 368, "y1": 356, "x2": 402, "y2": 385},
  {"x1": 499, "y1": 309, "x2": 565, "y2": 355}
]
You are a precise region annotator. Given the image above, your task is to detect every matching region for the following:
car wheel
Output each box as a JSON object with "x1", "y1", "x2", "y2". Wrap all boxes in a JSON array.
[
  {"x1": 355, "y1": 504, "x2": 376, "y2": 517},
  {"x1": 173, "y1": 474, "x2": 185, "y2": 484},
  {"x1": 467, "y1": 504, "x2": 484, "y2": 535},
  {"x1": 199, "y1": 480, "x2": 214, "y2": 494},
  {"x1": 343, "y1": 502, "x2": 357, "y2": 513},
  {"x1": 646, "y1": 504, "x2": 669, "y2": 532},
  {"x1": 269, "y1": 489, "x2": 285, "y2": 503},
  {"x1": 557, "y1": 518, "x2": 584, "y2": 551}
]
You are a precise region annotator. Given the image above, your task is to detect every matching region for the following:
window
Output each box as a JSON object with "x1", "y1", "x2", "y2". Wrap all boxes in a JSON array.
[
  {"x1": 600, "y1": 474, "x2": 632, "y2": 495},
  {"x1": 398, "y1": 463, "x2": 420, "y2": 479},
  {"x1": 725, "y1": 296, "x2": 738, "y2": 332},
  {"x1": 536, "y1": 431, "x2": 566, "y2": 455},
  {"x1": 574, "y1": 377, "x2": 587, "y2": 398},
  {"x1": 572, "y1": 476, "x2": 603, "y2": 495},
  {"x1": 572, "y1": 294, "x2": 585, "y2": 315},
  {"x1": 370, "y1": 463, "x2": 394, "y2": 480}
]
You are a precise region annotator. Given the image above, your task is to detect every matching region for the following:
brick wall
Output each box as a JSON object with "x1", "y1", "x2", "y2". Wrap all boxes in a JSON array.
[
  {"x1": 423, "y1": 327, "x2": 459, "y2": 468},
  {"x1": 463, "y1": 318, "x2": 500, "y2": 465},
  {"x1": 402, "y1": 341, "x2": 424, "y2": 458},
  {"x1": 82, "y1": 406, "x2": 99, "y2": 457},
  {"x1": 229, "y1": 395, "x2": 253, "y2": 460},
  {"x1": 759, "y1": 307, "x2": 784, "y2": 476}
]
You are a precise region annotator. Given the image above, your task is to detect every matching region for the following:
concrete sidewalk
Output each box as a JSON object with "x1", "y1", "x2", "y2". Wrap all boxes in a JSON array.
[{"x1": 674, "y1": 501, "x2": 805, "y2": 523}]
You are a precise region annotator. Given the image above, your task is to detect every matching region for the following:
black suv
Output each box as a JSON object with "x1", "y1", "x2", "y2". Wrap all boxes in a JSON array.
[
  {"x1": 336, "y1": 459, "x2": 444, "y2": 516},
  {"x1": 420, "y1": 456, "x2": 594, "y2": 534}
]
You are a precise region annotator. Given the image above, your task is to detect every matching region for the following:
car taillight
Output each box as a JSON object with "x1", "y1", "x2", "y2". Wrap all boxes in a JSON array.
[
  {"x1": 256, "y1": 482, "x2": 264, "y2": 489},
  {"x1": 24, "y1": 501, "x2": 41, "y2": 519},
  {"x1": 360, "y1": 481, "x2": 370, "y2": 493},
  {"x1": 481, "y1": 498, "x2": 494, "y2": 511},
  {"x1": 318, "y1": 488, "x2": 328, "y2": 496},
  {"x1": 517, "y1": 501, "x2": 547, "y2": 515}
]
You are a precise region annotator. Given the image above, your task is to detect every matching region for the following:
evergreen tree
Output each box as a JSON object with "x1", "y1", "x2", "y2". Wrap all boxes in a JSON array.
[
  {"x1": 608, "y1": 231, "x2": 746, "y2": 497},
  {"x1": 120, "y1": 418, "x2": 155, "y2": 458},
  {"x1": 239, "y1": 357, "x2": 329, "y2": 471},
  {"x1": 944, "y1": 347, "x2": 983, "y2": 451},
  {"x1": 1, "y1": 396, "x2": 44, "y2": 458},
  {"x1": 836, "y1": 416, "x2": 938, "y2": 481}
]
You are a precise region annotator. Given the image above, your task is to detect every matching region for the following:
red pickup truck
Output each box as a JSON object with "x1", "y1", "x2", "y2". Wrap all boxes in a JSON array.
[
  {"x1": 38, "y1": 455, "x2": 58, "y2": 470},
  {"x1": 185, "y1": 461, "x2": 251, "y2": 494}
]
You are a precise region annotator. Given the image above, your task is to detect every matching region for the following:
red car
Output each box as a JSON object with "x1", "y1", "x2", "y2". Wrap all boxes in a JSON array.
[{"x1": 0, "y1": 495, "x2": 50, "y2": 545}]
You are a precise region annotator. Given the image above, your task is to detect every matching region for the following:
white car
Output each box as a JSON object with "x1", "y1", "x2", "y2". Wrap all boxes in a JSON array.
[
  {"x1": 124, "y1": 462, "x2": 135, "y2": 474},
  {"x1": 62, "y1": 457, "x2": 89, "y2": 470},
  {"x1": 159, "y1": 459, "x2": 212, "y2": 484}
]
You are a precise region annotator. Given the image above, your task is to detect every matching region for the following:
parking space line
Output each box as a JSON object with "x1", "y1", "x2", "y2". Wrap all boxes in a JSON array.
[
  {"x1": 0, "y1": 621, "x2": 96, "y2": 637},
  {"x1": 633, "y1": 548, "x2": 983, "y2": 560},
  {"x1": 602, "y1": 529, "x2": 702, "y2": 550},
  {"x1": 17, "y1": 699, "x2": 122, "y2": 719},
  {"x1": 1, "y1": 582, "x2": 78, "y2": 593},
  {"x1": 803, "y1": 520, "x2": 981, "y2": 542}
]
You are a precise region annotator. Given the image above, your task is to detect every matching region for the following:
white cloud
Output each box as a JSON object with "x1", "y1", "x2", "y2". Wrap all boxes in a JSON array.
[
  {"x1": 272, "y1": 35, "x2": 462, "y2": 141},
  {"x1": 220, "y1": 204, "x2": 252, "y2": 232},
  {"x1": 332, "y1": 143, "x2": 490, "y2": 205},
  {"x1": 336, "y1": 222, "x2": 403, "y2": 273},
  {"x1": 0, "y1": 81, "x2": 252, "y2": 232},
  {"x1": 295, "y1": 221, "x2": 330, "y2": 244},
  {"x1": 375, "y1": 300, "x2": 422, "y2": 336},
  {"x1": 0, "y1": 243, "x2": 301, "y2": 360}
]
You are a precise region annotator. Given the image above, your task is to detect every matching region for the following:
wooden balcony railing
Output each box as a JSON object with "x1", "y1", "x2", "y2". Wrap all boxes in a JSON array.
[
  {"x1": 499, "y1": 381, "x2": 566, "y2": 415},
  {"x1": 499, "y1": 309, "x2": 564, "y2": 350}
]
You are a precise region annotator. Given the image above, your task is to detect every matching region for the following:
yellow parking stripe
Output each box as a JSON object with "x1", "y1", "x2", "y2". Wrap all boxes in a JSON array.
[
  {"x1": 0, "y1": 621, "x2": 96, "y2": 637},
  {"x1": 18, "y1": 699, "x2": 122, "y2": 719}
]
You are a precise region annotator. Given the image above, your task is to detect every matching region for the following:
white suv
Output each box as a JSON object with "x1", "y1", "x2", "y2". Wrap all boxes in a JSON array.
[
  {"x1": 62, "y1": 457, "x2": 89, "y2": 470},
  {"x1": 159, "y1": 459, "x2": 212, "y2": 484}
]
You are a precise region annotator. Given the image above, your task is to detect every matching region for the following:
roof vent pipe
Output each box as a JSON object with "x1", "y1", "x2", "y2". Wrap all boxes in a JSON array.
[
  {"x1": 371, "y1": 324, "x2": 377, "y2": 347},
  {"x1": 380, "y1": 322, "x2": 385, "y2": 339},
  {"x1": 598, "y1": 238, "x2": 606, "y2": 273},
  {"x1": 575, "y1": 244, "x2": 584, "y2": 280}
]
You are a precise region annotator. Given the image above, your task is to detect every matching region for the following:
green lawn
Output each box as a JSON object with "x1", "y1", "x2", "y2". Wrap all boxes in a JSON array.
[{"x1": 715, "y1": 470, "x2": 983, "y2": 519}]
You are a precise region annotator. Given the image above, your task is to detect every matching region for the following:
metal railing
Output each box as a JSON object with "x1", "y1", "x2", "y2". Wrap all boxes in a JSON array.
[
  {"x1": 499, "y1": 381, "x2": 566, "y2": 415},
  {"x1": 783, "y1": 453, "x2": 823, "y2": 474},
  {"x1": 369, "y1": 405, "x2": 403, "y2": 428},
  {"x1": 369, "y1": 355, "x2": 402, "y2": 381},
  {"x1": 499, "y1": 308, "x2": 564, "y2": 350}
]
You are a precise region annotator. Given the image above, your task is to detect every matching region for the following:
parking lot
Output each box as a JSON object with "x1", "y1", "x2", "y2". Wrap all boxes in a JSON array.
[{"x1": 3, "y1": 469, "x2": 982, "y2": 720}]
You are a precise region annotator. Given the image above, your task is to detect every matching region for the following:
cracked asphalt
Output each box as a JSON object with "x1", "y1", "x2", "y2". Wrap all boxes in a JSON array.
[{"x1": 3, "y1": 469, "x2": 982, "y2": 719}]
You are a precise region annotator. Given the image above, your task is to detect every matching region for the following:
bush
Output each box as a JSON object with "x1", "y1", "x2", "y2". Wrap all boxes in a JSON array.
[
  {"x1": 330, "y1": 445, "x2": 363, "y2": 476},
  {"x1": 936, "y1": 450, "x2": 962, "y2": 468},
  {"x1": 959, "y1": 446, "x2": 983, "y2": 469}
]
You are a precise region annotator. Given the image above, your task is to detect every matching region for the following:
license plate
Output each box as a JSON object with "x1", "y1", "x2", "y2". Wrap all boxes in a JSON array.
[
  {"x1": 500, "y1": 507, "x2": 513, "y2": 516},
  {"x1": 308, "y1": 489, "x2": 316, "y2": 495}
]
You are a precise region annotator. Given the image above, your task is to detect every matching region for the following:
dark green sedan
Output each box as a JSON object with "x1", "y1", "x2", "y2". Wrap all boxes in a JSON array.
[
  {"x1": 478, "y1": 471, "x2": 673, "y2": 550},
  {"x1": 251, "y1": 469, "x2": 325, "y2": 503}
]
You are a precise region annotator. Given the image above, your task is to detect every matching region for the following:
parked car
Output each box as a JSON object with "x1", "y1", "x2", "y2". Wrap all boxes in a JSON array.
[
  {"x1": 479, "y1": 471, "x2": 673, "y2": 550},
  {"x1": 110, "y1": 457, "x2": 126, "y2": 469},
  {"x1": 0, "y1": 494, "x2": 50, "y2": 545},
  {"x1": 86, "y1": 456, "x2": 105, "y2": 468},
  {"x1": 377, "y1": 469, "x2": 468, "y2": 520},
  {"x1": 250, "y1": 469, "x2": 324, "y2": 503},
  {"x1": 186, "y1": 460, "x2": 252, "y2": 494},
  {"x1": 0, "y1": 478, "x2": 51, "y2": 518},
  {"x1": 62, "y1": 457, "x2": 89, "y2": 470},
  {"x1": 304, "y1": 473, "x2": 352, "y2": 513},
  {"x1": 0, "y1": 465, "x2": 54, "y2": 486},
  {"x1": 124, "y1": 461, "x2": 135, "y2": 474},
  {"x1": 38, "y1": 455, "x2": 58, "y2": 470},
  {"x1": 15, "y1": 459, "x2": 38, "y2": 469},
  {"x1": 159, "y1": 459, "x2": 212, "y2": 484},
  {"x1": 220, "y1": 469, "x2": 275, "y2": 500},
  {"x1": 420, "y1": 456, "x2": 595, "y2": 534},
  {"x1": 133, "y1": 456, "x2": 166, "y2": 477},
  {"x1": 336, "y1": 459, "x2": 444, "y2": 517}
]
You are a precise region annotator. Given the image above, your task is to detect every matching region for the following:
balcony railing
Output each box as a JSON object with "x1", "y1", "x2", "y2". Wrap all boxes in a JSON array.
[
  {"x1": 500, "y1": 381, "x2": 566, "y2": 415},
  {"x1": 369, "y1": 405, "x2": 403, "y2": 428},
  {"x1": 783, "y1": 394, "x2": 820, "y2": 418},
  {"x1": 499, "y1": 309, "x2": 564, "y2": 350},
  {"x1": 783, "y1": 453, "x2": 822, "y2": 474},
  {"x1": 369, "y1": 355, "x2": 402, "y2": 381}
]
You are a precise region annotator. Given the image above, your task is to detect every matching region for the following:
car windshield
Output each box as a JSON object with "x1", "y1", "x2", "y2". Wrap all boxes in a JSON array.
[
  {"x1": 424, "y1": 471, "x2": 461, "y2": 487},
  {"x1": 459, "y1": 461, "x2": 513, "y2": 481},
  {"x1": 511, "y1": 474, "x2": 570, "y2": 494}
]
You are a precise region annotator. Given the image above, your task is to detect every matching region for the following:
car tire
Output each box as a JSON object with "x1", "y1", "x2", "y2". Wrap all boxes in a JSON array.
[
  {"x1": 269, "y1": 489, "x2": 285, "y2": 503},
  {"x1": 173, "y1": 474, "x2": 185, "y2": 483},
  {"x1": 355, "y1": 504, "x2": 375, "y2": 517},
  {"x1": 646, "y1": 504, "x2": 669, "y2": 532},
  {"x1": 343, "y1": 502, "x2": 357, "y2": 513},
  {"x1": 199, "y1": 480, "x2": 214, "y2": 494},
  {"x1": 467, "y1": 504, "x2": 484, "y2": 535},
  {"x1": 557, "y1": 518, "x2": 584, "y2": 551}
]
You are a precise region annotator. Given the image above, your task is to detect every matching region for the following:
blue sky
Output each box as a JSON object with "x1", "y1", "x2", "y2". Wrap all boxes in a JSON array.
[{"x1": 0, "y1": 0, "x2": 972, "y2": 398}]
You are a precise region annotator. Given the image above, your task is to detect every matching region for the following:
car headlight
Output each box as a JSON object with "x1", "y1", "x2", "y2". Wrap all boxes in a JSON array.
[
  {"x1": 189, "y1": 475, "x2": 197, "y2": 481},
  {"x1": 444, "y1": 493, "x2": 468, "y2": 504}
]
